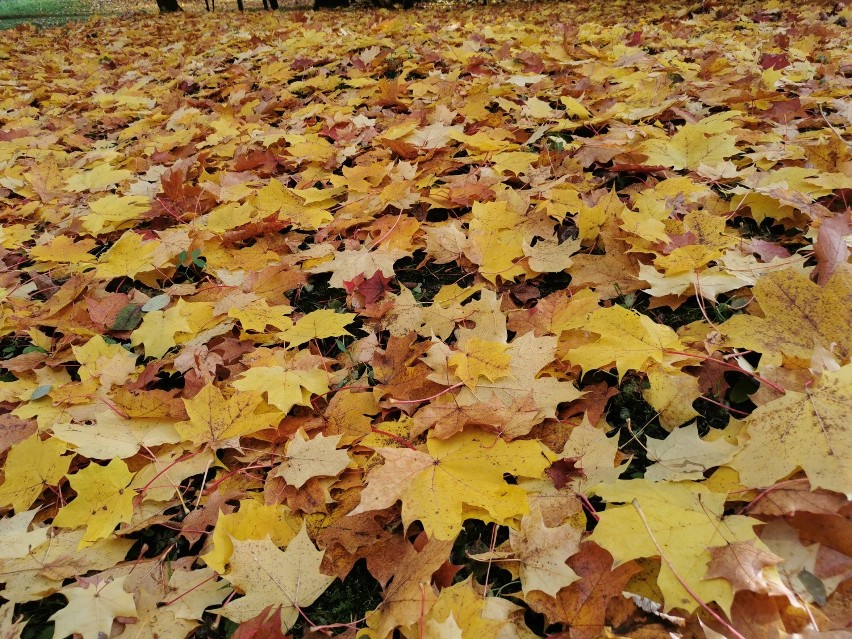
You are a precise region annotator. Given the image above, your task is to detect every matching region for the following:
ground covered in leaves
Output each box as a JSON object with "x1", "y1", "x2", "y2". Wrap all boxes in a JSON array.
[{"x1": 0, "y1": 0, "x2": 851, "y2": 637}]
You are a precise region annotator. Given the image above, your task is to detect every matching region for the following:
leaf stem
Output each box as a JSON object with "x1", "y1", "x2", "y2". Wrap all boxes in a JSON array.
[
  {"x1": 663, "y1": 350, "x2": 785, "y2": 394},
  {"x1": 133, "y1": 450, "x2": 201, "y2": 508},
  {"x1": 387, "y1": 382, "x2": 464, "y2": 404},
  {"x1": 631, "y1": 499, "x2": 747, "y2": 639},
  {"x1": 370, "y1": 427, "x2": 418, "y2": 451}
]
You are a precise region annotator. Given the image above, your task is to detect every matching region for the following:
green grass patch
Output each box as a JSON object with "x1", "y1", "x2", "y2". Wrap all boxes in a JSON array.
[
  {"x1": 0, "y1": 0, "x2": 90, "y2": 28},
  {"x1": 0, "y1": 0, "x2": 88, "y2": 16}
]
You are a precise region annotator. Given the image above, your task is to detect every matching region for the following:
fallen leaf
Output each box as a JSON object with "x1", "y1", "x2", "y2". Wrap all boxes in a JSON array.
[
  {"x1": 352, "y1": 428, "x2": 553, "y2": 540},
  {"x1": 52, "y1": 458, "x2": 135, "y2": 548},
  {"x1": 728, "y1": 364, "x2": 852, "y2": 497},
  {"x1": 177, "y1": 383, "x2": 281, "y2": 447},
  {"x1": 527, "y1": 542, "x2": 641, "y2": 639},
  {"x1": 0, "y1": 434, "x2": 71, "y2": 513},
  {"x1": 273, "y1": 429, "x2": 350, "y2": 488},
  {"x1": 588, "y1": 479, "x2": 762, "y2": 613},
  {"x1": 216, "y1": 524, "x2": 334, "y2": 633},
  {"x1": 644, "y1": 422, "x2": 739, "y2": 482},
  {"x1": 567, "y1": 305, "x2": 684, "y2": 379},
  {"x1": 50, "y1": 577, "x2": 137, "y2": 639}
]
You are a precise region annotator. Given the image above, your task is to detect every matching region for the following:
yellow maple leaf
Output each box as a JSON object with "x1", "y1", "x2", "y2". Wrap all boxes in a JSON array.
[
  {"x1": 177, "y1": 384, "x2": 281, "y2": 447},
  {"x1": 560, "y1": 95, "x2": 592, "y2": 119},
  {"x1": 523, "y1": 236, "x2": 580, "y2": 273},
  {"x1": 276, "y1": 308, "x2": 355, "y2": 349},
  {"x1": 65, "y1": 163, "x2": 132, "y2": 193},
  {"x1": 558, "y1": 417, "x2": 630, "y2": 492},
  {"x1": 351, "y1": 428, "x2": 554, "y2": 540},
  {"x1": 205, "y1": 202, "x2": 257, "y2": 234},
  {"x1": 201, "y1": 499, "x2": 302, "y2": 574},
  {"x1": 285, "y1": 133, "x2": 335, "y2": 162},
  {"x1": 72, "y1": 335, "x2": 137, "y2": 388},
  {"x1": 644, "y1": 422, "x2": 739, "y2": 482},
  {"x1": 577, "y1": 188, "x2": 625, "y2": 242},
  {"x1": 567, "y1": 305, "x2": 683, "y2": 379},
  {"x1": 640, "y1": 124, "x2": 740, "y2": 171},
  {"x1": 253, "y1": 178, "x2": 297, "y2": 215},
  {"x1": 81, "y1": 194, "x2": 150, "y2": 235},
  {"x1": 309, "y1": 246, "x2": 410, "y2": 289},
  {"x1": 51, "y1": 410, "x2": 181, "y2": 460},
  {"x1": 0, "y1": 435, "x2": 71, "y2": 513},
  {"x1": 491, "y1": 151, "x2": 539, "y2": 175},
  {"x1": 95, "y1": 231, "x2": 159, "y2": 280},
  {"x1": 0, "y1": 510, "x2": 49, "y2": 560},
  {"x1": 654, "y1": 244, "x2": 721, "y2": 275},
  {"x1": 0, "y1": 224, "x2": 33, "y2": 250},
  {"x1": 166, "y1": 566, "x2": 230, "y2": 621},
  {"x1": 507, "y1": 509, "x2": 582, "y2": 596},
  {"x1": 0, "y1": 529, "x2": 134, "y2": 603},
  {"x1": 720, "y1": 268, "x2": 852, "y2": 367},
  {"x1": 523, "y1": 96, "x2": 557, "y2": 119},
  {"x1": 273, "y1": 429, "x2": 350, "y2": 489},
  {"x1": 228, "y1": 299, "x2": 293, "y2": 333},
  {"x1": 729, "y1": 364, "x2": 852, "y2": 497},
  {"x1": 589, "y1": 480, "x2": 762, "y2": 613},
  {"x1": 215, "y1": 524, "x2": 333, "y2": 633},
  {"x1": 404, "y1": 578, "x2": 512, "y2": 638},
  {"x1": 425, "y1": 331, "x2": 583, "y2": 429},
  {"x1": 465, "y1": 201, "x2": 526, "y2": 283},
  {"x1": 130, "y1": 305, "x2": 191, "y2": 359},
  {"x1": 29, "y1": 236, "x2": 96, "y2": 265},
  {"x1": 447, "y1": 337, "x2": 512, "y2": 390},
  {"x1": 253, "y1": 178, "x2": 333, "y2": 230},
  {"x1": 233, "y1": 366, "x2": 329, "y2": 414},
  {"x1": 130, "y1": 447, "x2": 215, "y2": 503},
  {"x1": 52, "y1": 458, "x2": 135, "y2": 548},
  {"x1": 643, "y1": 364, "x2": 701, "y2": 430},
  {"x1": 49, "y1": 577, "x2": 137, "y2": 639},
  {"x1": 619, "y1": 208, "x2": 672, "y2": 244}
]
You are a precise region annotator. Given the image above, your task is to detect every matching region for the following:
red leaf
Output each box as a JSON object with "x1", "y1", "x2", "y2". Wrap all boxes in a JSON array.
[
  {"x1": 759, "y1": 53, "x2": 790, "y2": 70},
  {"x1": 231, "y1": 605, "x2": 290, "y2": 639}
]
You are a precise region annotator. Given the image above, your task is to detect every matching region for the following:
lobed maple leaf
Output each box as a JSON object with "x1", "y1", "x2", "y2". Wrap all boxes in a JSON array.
[
  {"x1": 52, "y1": 458, "x2": 135, "y2": 548},
  {"x1": 567, "y1": 305, "x2": 685, "y2": 380},
  {"x1": 215, "y1": 524, "x2": 334, "y2": 633},
  {"x1": 729, "y1": 364, "x2": 852, "y2": 497},
  {"x1": 589, "y1": 480, "x2": 763, "y2": 613},
  {"x1": 233, "y1": 367, "x2": 329, "y2": 414},
  {"x1": 272, "y1": 429, "x2": 350, "y2": 488},
  {"x1": 201, "y1": 499, "x2": 302, "y2": 574},
  {"x1": 720, "y1": 268, "x2": 852, "y2": 367},
  {"x1": 177, "y1": 383, "x2": 281, "y2": 447},
  {"x1": 0, "y1": 435, "x2": 71, "y2": 513},
  {"x1": 352, "y1": 428, "x2": 554, "y2": 540},
  {"x1": 527, "y1": 542, "x2": 640, "y2": 639},
  {"x1": 49, "y1": 577, "x2": 137, "y2": 639}
]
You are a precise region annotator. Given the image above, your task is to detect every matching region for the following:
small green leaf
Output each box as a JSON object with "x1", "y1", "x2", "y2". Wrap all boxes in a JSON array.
[
  {"x1": 798, "y1": 570, "x2": 826, "y2": 606},
  {"x1": 142, "y1": 295, "x2": 170, "y2": 312},
  {"x1": 31, "y1": 384, "x2": 52, "y2": 400},
  {"x1": 111, "y1": 304, "x2": 143, "y2": 331}
]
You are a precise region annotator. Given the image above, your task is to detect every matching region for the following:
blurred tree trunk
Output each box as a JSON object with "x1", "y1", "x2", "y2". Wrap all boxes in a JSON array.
[{"x1": 157, "y1": 0, "x2": 182, "y2": 11}]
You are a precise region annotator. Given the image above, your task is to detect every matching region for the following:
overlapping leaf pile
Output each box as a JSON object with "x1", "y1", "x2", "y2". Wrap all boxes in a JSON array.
[{"x1": 0, "y1": 0, "x2": 850, "y2": 637}]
